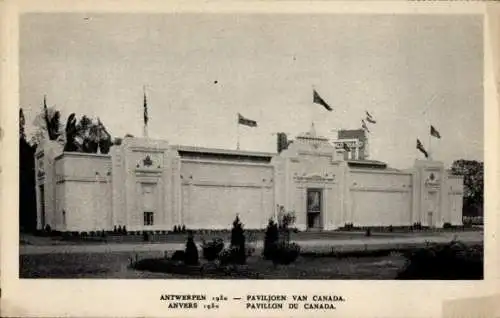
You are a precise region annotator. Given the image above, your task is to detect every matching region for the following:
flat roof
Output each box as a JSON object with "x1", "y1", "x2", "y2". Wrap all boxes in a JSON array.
[
  {"x1": 173, "y1": 145, "x2": 276, "y2": 163},
  {"x1": 347, "y1": 159, "x2": 389, "y2": 169}
]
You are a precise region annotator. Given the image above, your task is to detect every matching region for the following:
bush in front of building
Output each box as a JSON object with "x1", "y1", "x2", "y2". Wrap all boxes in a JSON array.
[
  {"x1": 271, "y1": 241, "x2": 301, "y2": 265},
  {"x1": 443, "y1": 222, "x2": 452, "y2": 229},
  {"x1": 229, "y1": 215, "x2": 246, "y2": 265},
  {"x1": 397, "y1": 241, "x2": 483, "y2": 279},
  {"x1": 265, "y1": 210, "x2": 301, "y2": 265},
  {"x1": 143, "y1": 230, "x2": 150, "y2": 242},
  {"x1": 171, "y1": 250, "x2": 186, "y2": 262},
  {"x1": 184, "y1": 231, "x2": 199, "y2": 266},
  {"x1": 201, "y1": 238, "x2": 225, "y2": 262},
  {"x1": 263, "y1": 218, "x2": 279, "y2": 260},
  {"x1": 42, "y1": 224, "x2": 52, "y2": 236},
  {"x1": 411, "y1": 222, "x2": 423, "y2": 231}
]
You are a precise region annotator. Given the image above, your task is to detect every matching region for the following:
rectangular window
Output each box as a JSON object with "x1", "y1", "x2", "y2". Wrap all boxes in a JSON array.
[
  {"x1": 307, "y1": 189, "x2": 322, "y2": 213},
  {"x1": 144, "y1": 212, "x2": 154, "y2": 226}
]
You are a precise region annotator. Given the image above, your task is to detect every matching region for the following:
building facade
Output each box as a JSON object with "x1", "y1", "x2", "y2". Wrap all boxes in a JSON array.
[{"x1": 34, "y1": 127, "x2": 464, "y2": 232}]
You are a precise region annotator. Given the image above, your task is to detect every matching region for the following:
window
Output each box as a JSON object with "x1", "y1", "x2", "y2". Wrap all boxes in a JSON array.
[
  {"x1": 144, "y1": 212, "x2": 154, "y2": 226},
  {"x1": 307, "y1": 189, "x2": 322, "y2": 213}
]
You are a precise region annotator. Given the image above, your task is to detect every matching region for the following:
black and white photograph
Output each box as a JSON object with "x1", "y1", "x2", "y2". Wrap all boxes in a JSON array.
[{"x1": 16, "y1": 11, "x2": 487, "y2": 282}]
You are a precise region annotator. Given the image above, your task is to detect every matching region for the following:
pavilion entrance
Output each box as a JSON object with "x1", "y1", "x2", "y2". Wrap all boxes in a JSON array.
[{"x1": 306, "y1": 188, "x2": 323, "y2": 230}]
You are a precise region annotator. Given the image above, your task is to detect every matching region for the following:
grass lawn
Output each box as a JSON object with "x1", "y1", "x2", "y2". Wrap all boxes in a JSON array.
[{"x1": 20, "y1": 250, "x2": 406, "y2": 279}]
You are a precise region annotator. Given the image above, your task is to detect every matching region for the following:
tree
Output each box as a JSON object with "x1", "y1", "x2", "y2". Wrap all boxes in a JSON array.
[
  {"x1": 230, "y1": 215, "x2": 246, "y2": 264},
  {"x1": 19, "y1": 109, "x2": 26, "y2": 140},
  {"x1": 263, "y1": 218, "x2": 279, "y2": 260},
  {"x1": 32, "y1": 100, "x2": 64, "y2": 147},
  {"x1": 451, "y1": 160, "x2": 483, "y2": 217},
  {"x1": 19, "y1": 107, "x2": 37, "y2": 232},
  {"x1": 64, "y1": 114, "x2": 113, "y2": 154}
]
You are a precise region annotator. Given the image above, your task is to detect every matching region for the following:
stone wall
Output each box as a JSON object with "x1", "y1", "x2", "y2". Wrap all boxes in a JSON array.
[
  {"x1": 54, "y1": 152, "x2": 112, "y2": 231},
  {"x1": 349, "y1": 170, "x2": 413, "y2": 226},
  {"x1": 180, "y1": 159, "x2": 274, "y2": 229}
]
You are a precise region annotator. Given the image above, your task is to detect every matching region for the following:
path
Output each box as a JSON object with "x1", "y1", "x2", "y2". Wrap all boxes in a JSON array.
[{"x1": 20, "y1": 231, "x2": 483, "y2": 255}]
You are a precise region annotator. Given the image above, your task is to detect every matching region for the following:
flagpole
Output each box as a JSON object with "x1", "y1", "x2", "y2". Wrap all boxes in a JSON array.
[
  {"x1": 143, "y1": 85, "x2": 149, "y2": 139},
  {"x1": 236, "y1": 113, "x2": 240, "y2": 150},
  {"x1": 428, "y1": 130, "x2": 432, "y2": 161}
]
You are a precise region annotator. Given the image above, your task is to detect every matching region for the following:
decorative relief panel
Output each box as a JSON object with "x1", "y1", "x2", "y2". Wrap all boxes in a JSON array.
[
  {"x1": 134, "y1": 152, "x2": 163, "y2": 169},
  {"x1": 424, "y1": 171, "x2": 441, "y2": 188},
  {"x1": 294, "y1": 172, "x2": 335, "y2": 183}
]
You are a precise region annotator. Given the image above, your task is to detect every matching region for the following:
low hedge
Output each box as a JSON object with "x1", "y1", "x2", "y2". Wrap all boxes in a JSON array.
[{"x1": 397, "y1": 241, "x2": 483, "y2": 280}]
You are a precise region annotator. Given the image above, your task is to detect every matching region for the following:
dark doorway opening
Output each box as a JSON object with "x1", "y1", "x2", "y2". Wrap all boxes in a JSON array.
[{"x1": 306, "y1": 188, "x2": 322, "y2": 230}]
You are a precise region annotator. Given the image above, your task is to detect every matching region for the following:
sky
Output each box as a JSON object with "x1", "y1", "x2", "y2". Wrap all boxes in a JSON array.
[{"x1": 20, "y1": 13, "x2": 484, "y2": 169}]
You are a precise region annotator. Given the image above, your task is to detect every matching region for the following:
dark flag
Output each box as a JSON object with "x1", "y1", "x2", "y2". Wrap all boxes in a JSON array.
[
  {"x1": 343, "y1": 142, "x2": 350, "y2": 152},
  {"x1": 430, "y1": 125, "x2": 441, "y2": 139},
  {"x1": 416, "y1": 139, "x2": 429, "y2": 158},
  {"x1": 143, "y1": 88, "x2": 148, "y2": 126},
  {"x1": 366, "y1": 111, "x2": 376, "y2": 124},
  {"x1": 313, "y1": 89, "x2": 333, "y2": 111},
  {"x1": 361, "y1": 119, "x2": 370, "y2": 133},
  {"x1": 277, "y1": 132, "x2": 289, "y2": 153},
  {"x1": 238, "y1": 113, "x2": 257, "y2": 127}
]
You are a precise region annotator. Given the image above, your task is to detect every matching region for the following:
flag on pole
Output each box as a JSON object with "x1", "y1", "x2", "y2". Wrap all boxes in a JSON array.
[
  {"x1": 366, "y1": 111, "x2": 376, "y2": 124},
  {"x1": 238, "y1": 113, "x2": 257, "y2": 127},
  {"x1": 313, "y1": 89, "x2": 333, "y2": 111},
  {"x1": 416, "y1": 139, "x2": 429, "y2": 158},
  {"x1": 361, "y1": 119, "x2": 370, "y2": 133},
  {"x1": 430, "y1": 125, "x2": 441, "y2": 139},
  {"x1": 343, "y1": 142, "x2": 350, "y2": 152},
  {"x1": 143, "y1": 87, "x2": 148, "y2": 126}
]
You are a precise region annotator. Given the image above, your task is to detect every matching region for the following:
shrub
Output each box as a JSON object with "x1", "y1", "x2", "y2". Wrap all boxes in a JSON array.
[
  {"x1": 171, "y1": 250, "x2": 185, "y2": 263},
  {"x1": 271, "y1": 242, "x2": 301, "y2": 265},
  {"x1": 278, "y1": 211, "x2": 296, "y2": 244},
  {"x1": 263, "y1": 219, "x2": 279, "y2": 260},
  {"x1": 122, "y1": 226, "x2": 127, "y2": 234},
  {"x1": 343, "y1": 222, "x2": 354, "y2": 231},
  {"x1": 44, "y1": 224, "x2": 52, "y2": 234},
  {"x1": 117, "y1": 225, "x2": 122, "y2": 234},
  {"x1": 219, "y1": 246, "x2": 246, "y2": 266},
  {"x1": 181, "y1": 225, "x2": 187, "y2": 233},
  {"x1": 184, "y1": 231, "x2": 199, "y2": 266},
  {"x1": 246, "y1": 246, "x2": 256, "y2": 257},
  {"x1": 202, "y1": 238, "x2": 225, "y2": 261},
  {"x1": 397, "y1": 241, "x2": 483, "y2": 279},
  {"x1": 230, "y1": 215, "x2": 246, "y2": 265},
  {"x1": 443, "y1": 222, "x2": 452, "y2": 229}
]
